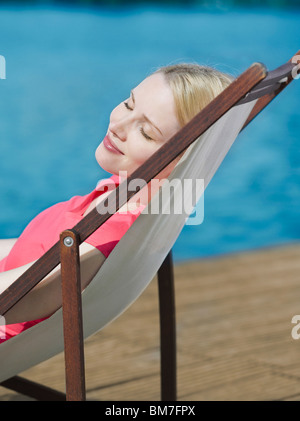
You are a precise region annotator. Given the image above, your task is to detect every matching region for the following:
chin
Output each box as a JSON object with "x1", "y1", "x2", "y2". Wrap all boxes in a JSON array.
[{"x1": 95, "y1": 144, "x2": 117, "y2": 175}]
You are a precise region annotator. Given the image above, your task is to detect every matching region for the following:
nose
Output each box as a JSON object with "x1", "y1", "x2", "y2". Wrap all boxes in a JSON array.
[
  {"x1": 109, "y1": 112, "x2": 133, "y2": 142},
  {"x1": 109, "y1": 122, "x2": 126, "y2": 142}
]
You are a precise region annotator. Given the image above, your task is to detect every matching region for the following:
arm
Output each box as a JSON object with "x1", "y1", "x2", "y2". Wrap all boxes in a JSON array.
[
  {"x1": 0, "y1": 239, "x2": 18, "y2": 261},
  {"x1": 0, "y1": 242, "x2": 106, "y2": 324}
]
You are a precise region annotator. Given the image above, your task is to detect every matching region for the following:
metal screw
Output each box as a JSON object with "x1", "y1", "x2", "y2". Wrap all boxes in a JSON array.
[{"x1": 63, "y1": 236, "x2": 74, "y2": 247}]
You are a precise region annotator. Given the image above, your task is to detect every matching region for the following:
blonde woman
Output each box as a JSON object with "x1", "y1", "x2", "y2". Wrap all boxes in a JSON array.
[{"x1": 0, "y1": 63, "x2": 233, "y2": 342}]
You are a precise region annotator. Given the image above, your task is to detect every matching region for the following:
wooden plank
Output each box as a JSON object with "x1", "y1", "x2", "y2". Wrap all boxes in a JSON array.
[
  {"x1": 242, "y1": 50, "x2": 300, "y2": 129},
  {"x1": 0, "y1": 376, "x2": 66, "y2": 401},
  {"x1": 157, "y1": 251, "x2": 176, "y2": 401},
  {"x1": 60, "y1": 230, "x2": 86, "y2": 401},
  {"x1": 1, "y1": 244, "x2": 298, "y2": 401}
]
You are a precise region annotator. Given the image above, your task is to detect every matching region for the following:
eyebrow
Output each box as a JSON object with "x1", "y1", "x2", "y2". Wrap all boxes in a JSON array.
[{"x1": 131, "y1": 90, "x2": 163, "y2": 137}]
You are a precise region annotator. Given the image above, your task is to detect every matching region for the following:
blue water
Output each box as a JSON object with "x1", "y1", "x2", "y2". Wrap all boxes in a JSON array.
[{"x1": 0, "y1": 4, "x2": 299, "y2": 262}]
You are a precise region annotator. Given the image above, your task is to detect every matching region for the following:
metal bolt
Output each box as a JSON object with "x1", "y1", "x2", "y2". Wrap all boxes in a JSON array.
[{"x1": 63, "y1": 236, "x2": 74, "y2": 247}]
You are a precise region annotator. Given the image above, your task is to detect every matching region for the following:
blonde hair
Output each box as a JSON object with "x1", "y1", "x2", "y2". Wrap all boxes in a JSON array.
[{"x1": 155, "y1": 63, "x2": 234, "y2": 127}]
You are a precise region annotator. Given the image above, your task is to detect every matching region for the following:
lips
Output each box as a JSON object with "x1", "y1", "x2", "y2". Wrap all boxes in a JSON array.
[{"x1": 103, "y1": 134, "x2": 124, "y2": 155}]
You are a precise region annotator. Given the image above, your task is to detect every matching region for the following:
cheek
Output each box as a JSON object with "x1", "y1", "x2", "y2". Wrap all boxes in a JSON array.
[{"x1": 127, "y1": 137, "x2": 159, "y2": 168}]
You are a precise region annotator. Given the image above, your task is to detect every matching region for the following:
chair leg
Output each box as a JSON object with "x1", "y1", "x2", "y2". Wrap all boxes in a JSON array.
[
  {"x1": 0, "y1": 376, "x2": 66, "y2": 401},
  {"x1": 157, "y1": 250, "x2": 177, "y2": 401},
  {"x1": 60, "y1": 230, "x2": 86, "y2": 401},
  {"x1": 0, "y1": 230, "x2": 86, "y2": 402}
]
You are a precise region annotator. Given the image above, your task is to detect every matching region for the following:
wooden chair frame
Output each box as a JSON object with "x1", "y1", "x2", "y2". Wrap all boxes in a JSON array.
[{"x1": 0, "y1": 52, "x2": 298, "y2": 401}]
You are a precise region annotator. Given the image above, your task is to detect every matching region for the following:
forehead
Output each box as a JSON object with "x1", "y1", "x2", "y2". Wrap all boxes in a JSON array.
[
  {"x1": 134, "y1": 73, "x2": 174, "y2": 111},
  {"x1": 133, "y1": 73, "x2": 180, "y2": 137}
]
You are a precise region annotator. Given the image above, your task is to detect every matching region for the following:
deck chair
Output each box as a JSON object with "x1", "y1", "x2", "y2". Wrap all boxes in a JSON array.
[{"x1": 0, "y1": 51, "x2": 299, "y2": 401}]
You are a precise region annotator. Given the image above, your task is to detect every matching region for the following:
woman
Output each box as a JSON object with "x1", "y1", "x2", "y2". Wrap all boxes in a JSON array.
[{"x1": 0, "y1": 63, "x2": 233, "y2": 342}]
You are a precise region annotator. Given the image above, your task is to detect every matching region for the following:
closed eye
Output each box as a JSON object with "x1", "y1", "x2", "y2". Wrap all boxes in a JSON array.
[
  {"x1": 140, "y1": 127, "x2": 153, "y2": 141},
  {"x1": 124, "y1": 101, "x2": 133, "y2": 111},
  {"x1": 124, "y1": 97, "x2": 154, "y2": 140}
]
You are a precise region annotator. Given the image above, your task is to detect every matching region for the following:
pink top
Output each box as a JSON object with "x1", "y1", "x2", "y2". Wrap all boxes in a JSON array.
[{"x1": 0, "y1": 175, "x2": 143, "y2": 343}]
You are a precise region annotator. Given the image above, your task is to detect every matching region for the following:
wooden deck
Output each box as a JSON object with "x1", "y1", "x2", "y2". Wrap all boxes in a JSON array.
[{"x1": 1, "y1": 243, "x2": 300, "y2": 401}]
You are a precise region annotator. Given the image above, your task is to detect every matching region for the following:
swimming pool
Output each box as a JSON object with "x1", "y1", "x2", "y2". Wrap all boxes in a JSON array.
[{"x1": 0, "y1": 4, "x2": 299, "y2": 261}]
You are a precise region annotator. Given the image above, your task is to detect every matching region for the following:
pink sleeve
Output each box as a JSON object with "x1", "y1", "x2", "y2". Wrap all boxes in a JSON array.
[{"x1": 84, "y1": 211, "x2": 141, "y2": 258}]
